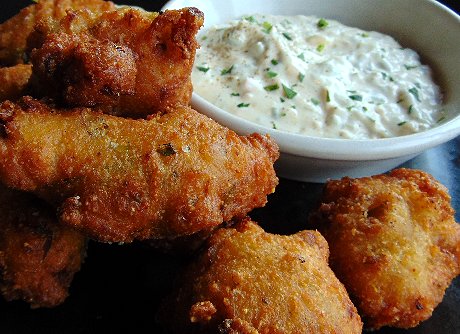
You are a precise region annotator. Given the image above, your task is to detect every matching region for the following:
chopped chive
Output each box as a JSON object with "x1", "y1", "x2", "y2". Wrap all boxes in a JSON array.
[
  {"x1": 282, "y1": 84, "x2": 297, "y2": 99},
  {"x1": 231, "y1": 92, "x2": 240, "y2": 96},
  {"x1": 316, "y1": 44, "x2": 325, "y2": 52},
  {"x1": 221, "y1": 65, "x2": 234, "y2": 75},
  {"x1": 317, "y1": 18, "x2": 329, "y2": 29},
  {"x1": 262, "y1": 21, "x2": 273, "y2": 34},
  {"x1": 280, "y1": 97, "x2": 285, "y2": 103},
  {"x1": 297, "y1": 53, "x2": 306, "y2": 61},
  {"x1": 298, "y1": 72, "x2": 305, "y2": 82},
  {"x1": 361, "y1": 32, "x2": 369, "y2": 38},
  {"x1": 311, "y1": 98, "x2": 320, "y2": 106},
  {"x1": 362, "y1": 106, "x2": 368, "y2": 111},
  {"x1": 398, "y1": 121, "x2": 407, "y2": 126},
  {"x1": 271, "y1": 121, "x2": 278, "y2": 129},
  {"x1": 264, "y1": 84, "x2": 279, "y2": 91},
  {"x1": 237, "y1": 102, "x2": 250, "y2": 108},
  {"x1": 271, "y1": 59, "x2": 279, "y2": 65},
  {"x1": 244, "y1": 15, "x2": 256, "y2": 23},
  {"x1": 408, "y1": 105, "x2": 413, "y2": 114},
  {"x1": 326, "y1": 89, "x2": 331, "y2": 102},
  {"x1": 266, "y1": 71, "x2": 278, "y2": 78},
  {"x1": 282, "y1": 32, "x2": 293, "y2": 40},
  {"x1": 201, "y1": 36, "x2": 208, "y2": 41},
  {"x1": 404, "y1": 64, "x2": 419, "y2": 70},
  {"x1": 437, "y1": 116, "x2": 446, "y2": 123},
  {"x1": 197, "y1": 66, "x2": 210, "y2": 73},
  {"x1": 349, "y1": 94, "x2": 363, "y2": 101},
  {"x1": 408, "y1": 87, "x2": 421, "y2": 102}
]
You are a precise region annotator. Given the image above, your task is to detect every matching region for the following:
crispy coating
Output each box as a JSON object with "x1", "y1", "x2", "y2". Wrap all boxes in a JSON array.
[
  {"x1": 0, "y1": 184, "x2": 86, "y2": 308},
  {"x1": 159, "y1": 219, "x2": 362, "y2": 334},
  {"x1": 0, "y1": 0, "x2": 116, "y2": 66},
  {"x1": 0, "y1": 97, "x2": 279, "y2": 243},
  {"x1": 0, "y1": 64, "x2": 32, "y2": 102},
  {"x1": 30, "y1": 7, "x2": 203, "y2": 117},
  {"x1": 310, "y1": 168, "x2": 460, "y2": 330}
]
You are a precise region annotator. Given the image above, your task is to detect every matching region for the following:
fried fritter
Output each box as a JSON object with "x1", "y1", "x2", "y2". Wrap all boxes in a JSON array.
[
  {"x1": 0, "y1": 0, "x2": 116, "y2": 66},
  {"x1": 30, "y1": 7, "x2": 203, "y2": 117},
  {"x1": 0, "y1": 64, "x2": 32, "y2": 102},
  {"x1": 310, "y1": 168, "x2": 460, "y2": 330},
  {"x1": 0, "y1": 184, "x2": 86, "y2": 308},
  {"x1": 0, "y1": 97, "x2": 279, "y2": 243},
  {"x1": 159, "y1": 219, "x2": 362, "y2": 334}
]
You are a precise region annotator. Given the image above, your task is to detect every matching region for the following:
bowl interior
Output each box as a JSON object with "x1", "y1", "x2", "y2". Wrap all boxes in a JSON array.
[{"x1": 163, "y1": 0, "x2": 460, "y2": 160}]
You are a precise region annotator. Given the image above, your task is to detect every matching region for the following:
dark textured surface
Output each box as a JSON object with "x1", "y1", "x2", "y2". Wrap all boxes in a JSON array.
[{"x1": 0, "y1": 1, "x2": 458, "y2": 333}]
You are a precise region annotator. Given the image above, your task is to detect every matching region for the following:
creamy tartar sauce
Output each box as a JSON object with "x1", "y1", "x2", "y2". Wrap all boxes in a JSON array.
[{"x1": 192, "y1": 14, "x2": 444, "y2": 139}]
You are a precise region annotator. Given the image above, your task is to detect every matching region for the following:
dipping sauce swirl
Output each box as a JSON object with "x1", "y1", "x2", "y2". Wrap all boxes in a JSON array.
[{"x1": 192, "y1": 14, "x2": 444, "y2": 139}]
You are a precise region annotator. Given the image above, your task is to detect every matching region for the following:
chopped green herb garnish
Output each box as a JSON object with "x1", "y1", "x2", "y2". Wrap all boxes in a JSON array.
[
  {"x1": 317, "y1": 18, "x2": 329, "y2": 29},
  {"x1": 271, "y1": 59, "x2": 279, "y2": 65},
  {"x1": 282, "y1": 84, "x2": 297, "y2": 99},
  {"x1": 280, "y1": 97, "x2": 285, "y2": 103},
  {"x1": 311, "y1": 98, "x2": 320, "y2": 106},
  {"x1": 244, "y1": 15, "x2": 256, "y2": 23},
  {"x1": 262, "y1": 21, "x2": 273, "y2": 34},
  {"x1": 271, "y1": 121, "x2": 278, "y2": 129},
  {"x1": 362, "y1": 106, "x2": 368, "y2": 111},
  {"x1": 404, "y1": 64, "x2": 419, "y2": 70},
  {"x1": 398, "y1": 121, "x2": 407, "y2": 126},
  {"x1": 266, "y1": 71, "x2": 278, "y2": 78},
  {"x1": 298, "y1": 72, "x2": 305, "y2": 82},
  {"x1": 361, "y1": 32, "x2": 369, "y2": 38},
  {"x1": 264, "y1": 84, "x2": 280, "y2": 91},
  {"x1": 297, "y1": 53, "x2": 306, "y2": 61},
  {"x1": 282, "y1": 32, "x2": 293, "y2": 40},
  {"x1": 221, "y1": 65, "x2": 234, "y2": 75},
  {"x1": 231, "y1": 92, "x2": 240, "y2": 96},
  {"x1": 157, "y1": 143, "x2": 176, "y2": 156},
  {"x1": 325, "y1": 89, "x2": 331, "y2": 102},
  {"x1": 316, "y1": 44, "x2": 325, "y2": 52},
  {"x1": 237, "y1": 102, "x2": 250, "y2": 108},
  {"x1": 408, "y1": 87, "x2": 421, "y2": 102},
  {"x1": 408, "y1": 105, "x2": 413, "y2": 114},
  {"x1": 437, "y1": 116, "x2": 446, "y2": 123},
  {"x1": 201, "y1": 36, "x2": 208, "y2": 41},
  {"x1": 197, "y1": 66, "x2": 210, "y2": 73},
  {"x1": 349, "y1": 94, "x2": 363, "y2": 101}
]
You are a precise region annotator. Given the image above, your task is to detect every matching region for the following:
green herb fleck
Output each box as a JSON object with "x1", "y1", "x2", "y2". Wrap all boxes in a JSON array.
[
  {"x1": 398, "y1": 121, "x2": 407, "y2": 126},
  {"x1": 297, "y1": 53, "x2": 306, "y2": 61},
  {"x1": 326, "y1": 89, "x2": 331, "y2": 102},
  {"x1": 231, "y1": 92, "x2": 240, "y2": 96},
  {"x1": 349, "y1": 94, "x2": 363, "y2": 102},
  {"x1": 271, "y1": 59, "x2": 279, "y2": 65},
  {"x1": 266, "y1": 71, "x2": 278, "y2": 78},
  {"x1": 437, "y1": 116, "x2": 446, "y2": 123},
  {"x1": 264, "y1": 84, "x2": 279, "y2": 91},
  {"x1": 197, "y1": 66, "x2": 210, "y2": 73},
  {"x1": 262, "y1": 21, "x2": 273, "y2": 34},
  {"x1": 280, "y1": 97, "x2": 285, "y2": 103},
  {"x1": 221, "y1": 65, "x2": 234, "y2": 75},
  {"x1": 157, "y1": 143, "x2": 176, "y2": 156},
  {"x1": 311, "y1": 98, "x2": 320, "y2": 106},
  {"x1": 272, "y1": 121, "x2": 278, "y2": 129},
  {"x1": 282, "y1": 84, "x2": 297, "y2": 99},
  {"x1": 316, "y1": 44, "x2": 325, "y2": 52},
  {"x1": 282, "y1": 32, "x2": 293, "y2": 40},
  {"x1": 404, "y1": 64, "x2": 419, "y2": 70},
  {"x1": 298, "y1": 72, "x2": 305, "y2": 82},
  {"x1": 408, "y1": 105, "x2": 413, "y2": 114},
  {"x1": 317, "y1": 18, "x2": 329, "y2": 29},
  {"x1": 361, "y1": 32, "x2": 369, "y2": 38},
  {"x1": 362, "y1": 106, "x2": 368, "y2": 111},
  {"x1": 408, "y1": 87, "x2": 421, "y2": 102},
  {"x1": 244, "y1": 16, "x2": 256, "y2": 23},
  {"x1": 201, "y1": 36, "x2": 208, "y2": 41},
  {"x1": 237, "y1": 102, "x2": 250, "y2": 108}
]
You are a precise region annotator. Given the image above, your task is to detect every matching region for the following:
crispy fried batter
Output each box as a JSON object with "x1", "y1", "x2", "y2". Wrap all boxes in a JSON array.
[
  {"x1": 0, "y1": 64, "x2": 32, "y2": 102},
  {"x1": 29, "y1": 7, "x2": 203, "y2": 116},
  {"x1": 0, "y1": 0, "x2": 116, "y2": 66},
  {"x1": 0, "y1": 97, "x2": 279, "y2": 243},
  {"x1": 159, "y1": 219, "x2": 362, "y2": 334},
  {"x1": 310, "y1": 168, "x2": 460, "y2": 330},
  {"x1": 0, "y1": 184, "x2": 86, "y2": 308}
]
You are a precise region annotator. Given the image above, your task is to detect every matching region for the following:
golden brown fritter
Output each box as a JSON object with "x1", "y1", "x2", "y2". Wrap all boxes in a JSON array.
[
  {"x1": 310, "y1": 168, "x2": 460, "y2": 330},
  {"x1": 0, "y1": 0, "x2": 116, "y2": 66},
  {"x1": 159, "y1": 219, "x2": 362, "y2": 334},
  {"x1": 0, "y1": 97, "x2": 279, "y2": 243},
  {"x1": 0, "y1": 184, "x2": 86, "y2": 308},
  {"x1": 0, "y1": 64, "x2": 32, "y2": 102},
  {"x1": 30, "y1": 7, "x2": 203, "y2": 117}
]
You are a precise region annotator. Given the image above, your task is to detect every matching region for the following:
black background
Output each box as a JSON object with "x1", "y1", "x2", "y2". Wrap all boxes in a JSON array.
[{"x1": 0, "y1": 1, "x2": 459, "y2": 333}]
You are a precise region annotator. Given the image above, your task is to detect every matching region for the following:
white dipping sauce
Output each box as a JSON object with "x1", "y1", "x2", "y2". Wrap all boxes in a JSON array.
[{"x1": 192, "y1": 14, "x2": 444, "y2": 139}]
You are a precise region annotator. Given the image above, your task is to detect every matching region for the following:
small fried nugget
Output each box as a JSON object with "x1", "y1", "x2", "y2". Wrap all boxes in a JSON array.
[
  {"x1": 0, "y1": 184, "x2": 86, "y2": 308},
  {"x1": 0, "y1": 0, "x2": 116, "y2": 66},
  {"x1": 159, "y1": 219, "x2": 362, "y2": 334},
  {"x1": 0, "y1": 64, "x2": 32, "y2": 101},
  {"x1": 310, "y1": 168, "x2": 460, "y2": 330},
  {"x1": 30, "y1": 7, "x2": 203, "y2": 116},
  {"x1": 0, "y1": 97, "x2": 279, "y2": 243}
]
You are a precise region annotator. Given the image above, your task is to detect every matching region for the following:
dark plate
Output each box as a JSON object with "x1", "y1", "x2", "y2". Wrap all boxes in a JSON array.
[{"x1": 0, "y1": 1, "x2": 458, "y2": 333}]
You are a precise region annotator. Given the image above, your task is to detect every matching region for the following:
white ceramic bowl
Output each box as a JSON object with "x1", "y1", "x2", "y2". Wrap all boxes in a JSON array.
[{"x1": 162, "y1": 0, "x2": 460, "y2": 182}]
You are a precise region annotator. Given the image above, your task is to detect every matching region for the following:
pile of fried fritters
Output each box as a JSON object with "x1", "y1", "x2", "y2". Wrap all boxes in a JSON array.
[{"x1": 0, "y1": 1, "x2": 459, "y2": 333}]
